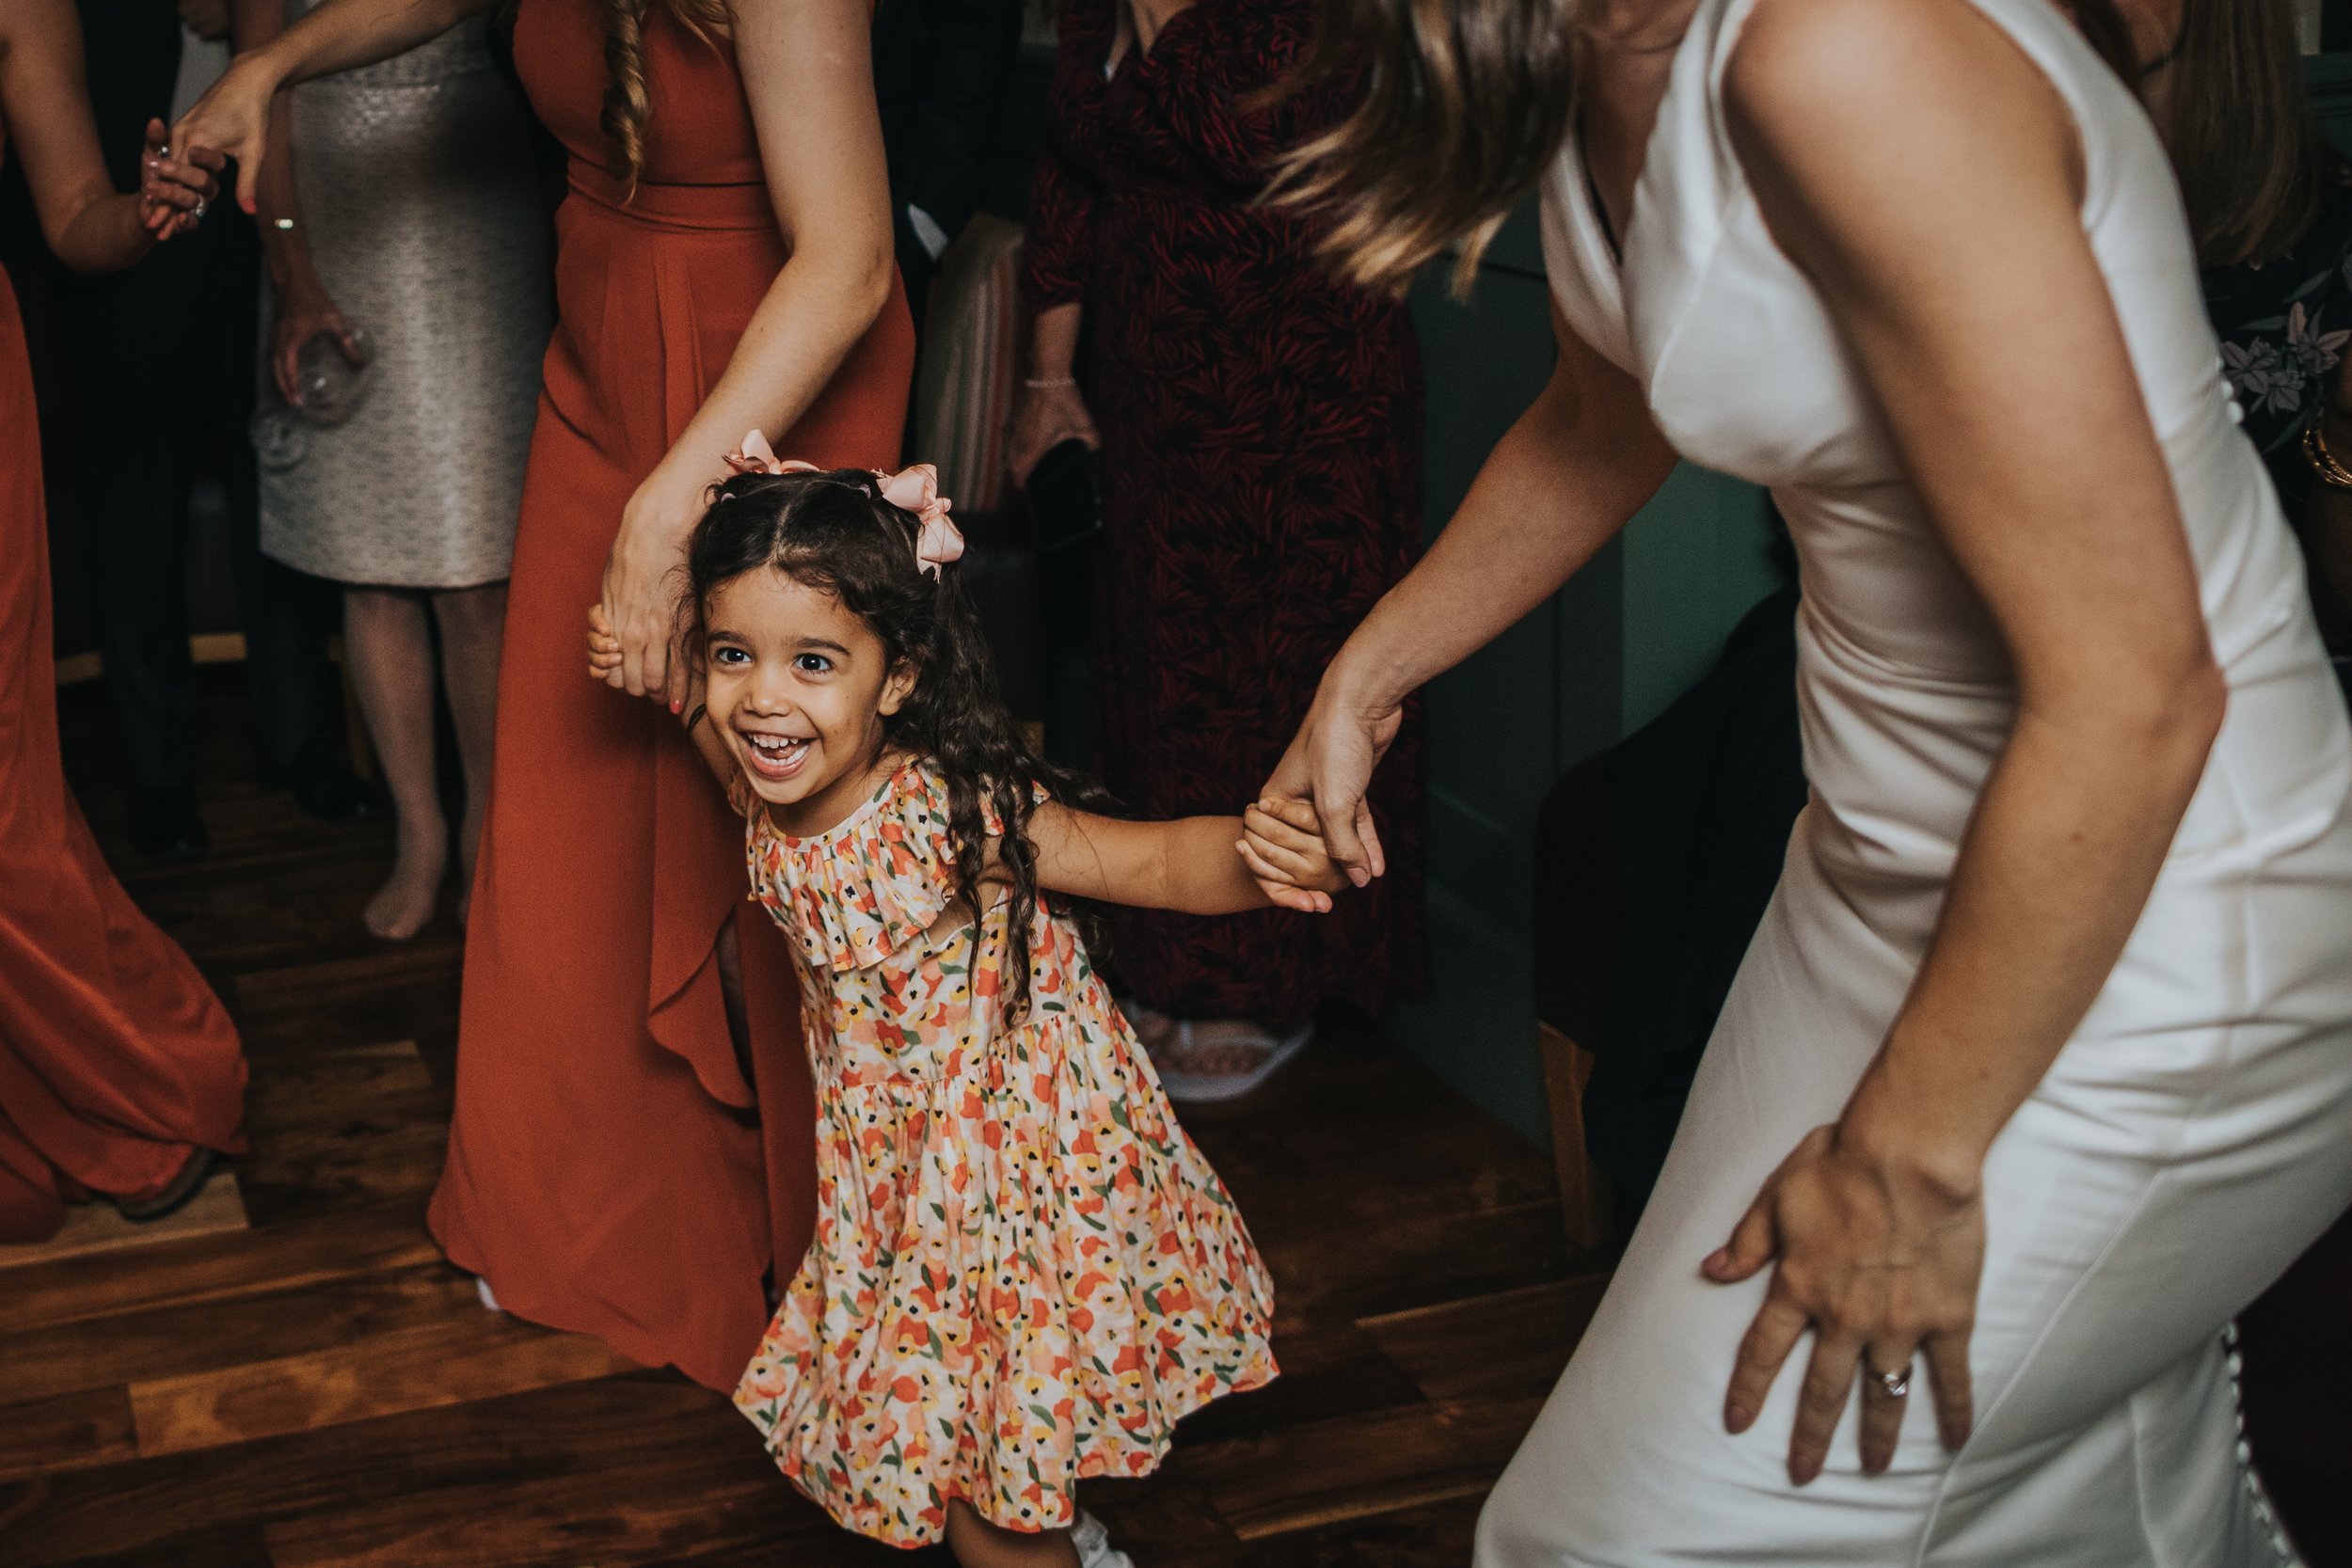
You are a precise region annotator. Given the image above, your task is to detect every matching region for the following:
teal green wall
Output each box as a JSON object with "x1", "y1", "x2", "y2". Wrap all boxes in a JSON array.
[{"x1": 1621, "y1": 467, "x2": 1783, "y2": 733}]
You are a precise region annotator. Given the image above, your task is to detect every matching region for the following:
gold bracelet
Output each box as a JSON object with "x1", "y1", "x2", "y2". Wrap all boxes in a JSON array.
[{"x1": 2303, "y1": 420, "x2": 2352, "y2": 490}]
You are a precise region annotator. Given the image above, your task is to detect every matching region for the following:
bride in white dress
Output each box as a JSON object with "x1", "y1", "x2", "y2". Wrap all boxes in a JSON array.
[{"x1": 1263, "y1": 0, "x2": 2352, "y2": 1560}]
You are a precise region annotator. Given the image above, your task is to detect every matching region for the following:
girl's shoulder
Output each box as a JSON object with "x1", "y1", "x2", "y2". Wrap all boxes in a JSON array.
[{"x1": 749, "y1": 757, "x2": 961, "y2": 972}]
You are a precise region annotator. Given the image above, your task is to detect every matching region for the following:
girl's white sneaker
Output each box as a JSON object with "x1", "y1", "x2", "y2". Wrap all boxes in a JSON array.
[{"x1": 1073, "y1": 1511, "x2": 1135, "y2": 1568}]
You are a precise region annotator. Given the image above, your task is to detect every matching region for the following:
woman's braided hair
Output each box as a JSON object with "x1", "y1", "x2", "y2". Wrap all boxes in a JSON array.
[{"x1": 596, "y1": 0, "x2": 730, "y2": 192}]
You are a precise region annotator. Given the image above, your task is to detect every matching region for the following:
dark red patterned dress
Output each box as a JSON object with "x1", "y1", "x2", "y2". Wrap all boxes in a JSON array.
[{"x1": 1022, "y1": 0, "x2": 1425, "y2": 1027}]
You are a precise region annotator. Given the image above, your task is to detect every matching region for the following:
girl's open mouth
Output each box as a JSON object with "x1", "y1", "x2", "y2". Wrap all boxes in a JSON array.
[{"x1": 742, "y1": 732, "x2": 813, "y2": 782}]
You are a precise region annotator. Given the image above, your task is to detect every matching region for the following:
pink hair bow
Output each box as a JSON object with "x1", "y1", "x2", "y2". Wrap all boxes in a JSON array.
[
  {"x1": 720, "y1": 434, "x2": 964, "y2": 579},
  {"x1": 723, "y1": 430, "x2": 818, "y2": 479},
  {"x1": 876, "y1": 463, "x2": 964, "y2": 578}
]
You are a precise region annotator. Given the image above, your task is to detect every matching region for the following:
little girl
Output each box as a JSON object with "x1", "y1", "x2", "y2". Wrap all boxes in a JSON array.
[{"x1": 589, "y1": 440, "x2": 1345, "y2": 1568}]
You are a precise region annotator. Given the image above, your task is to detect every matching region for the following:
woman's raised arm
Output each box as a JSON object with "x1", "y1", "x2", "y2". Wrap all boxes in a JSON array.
[
  {"x1": 595, "y1": 0, "x2": 897, "y2": 710},
  {"x1": 1262, "y1": 306, "x2": 1677, "y2": 894}
]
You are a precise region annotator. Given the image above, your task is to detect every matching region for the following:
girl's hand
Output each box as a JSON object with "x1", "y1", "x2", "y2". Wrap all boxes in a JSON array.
[
  {"x1": 270, "y1": 273, "x2": 365, "y2": 405},
  {"x1": 137, "y1": 119, "x2": 222, "y2": 242},
  {"x1": 1238, "y1": 798, "x2": 1345, "y2": 912},
  {"x1": 587, "y1": 602, "x2": 623, "y2": 680},
  {"x1": 171, "y1": 52, "x2": 279, "y2": 214},
  {"x1": 1008, "y1": 380, "x2": 1098, "y2": 488},
  {"x1": 1703, "y1": 1122, "x2": 1984, "y2": 1484},
  {"x1": 600, "y1": 463, "x2": 709, "y2": 710}
]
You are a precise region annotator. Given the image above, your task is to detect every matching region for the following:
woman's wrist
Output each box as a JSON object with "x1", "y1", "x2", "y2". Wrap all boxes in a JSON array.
[
  {"x1": 240, "y1": 40, "x2": 298, "y2": 97},
  {"x1": 1836, "y1": 1059, "x2": 1990, "y2": 1206},
  {"x1": 265, "y1": 241, "x2": 321, "y2": 296},
  {"x1": 1318, "y1": 639, "x2": 1410, "y2": 731},
  {"x1": 636, "y1": 450, "x2": 720, "y2": 535}
]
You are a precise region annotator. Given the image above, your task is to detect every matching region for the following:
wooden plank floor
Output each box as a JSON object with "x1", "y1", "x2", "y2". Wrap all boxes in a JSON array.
[{"x1": 1, "y1": 675, "x2": 1613, "y2": 1567}]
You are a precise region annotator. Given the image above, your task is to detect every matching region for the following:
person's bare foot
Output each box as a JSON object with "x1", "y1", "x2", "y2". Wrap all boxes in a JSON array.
[{"x1": 364, "y1": 832, "x2": 446, "y2": 940}]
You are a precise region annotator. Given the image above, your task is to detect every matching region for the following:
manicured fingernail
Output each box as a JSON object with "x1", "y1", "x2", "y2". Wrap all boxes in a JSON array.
[
  {"x1": 1725, "y1": 1404, "x2": 1752, "y2": 1433},
  {"x1": 1791, "y1": 1459, "x2": 1820, "y2": 1486}
]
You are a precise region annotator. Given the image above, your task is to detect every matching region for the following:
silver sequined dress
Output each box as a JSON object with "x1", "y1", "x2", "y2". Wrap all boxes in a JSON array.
[{"x1": 259, "y1": 8, "x2": 551, "y2": 589}]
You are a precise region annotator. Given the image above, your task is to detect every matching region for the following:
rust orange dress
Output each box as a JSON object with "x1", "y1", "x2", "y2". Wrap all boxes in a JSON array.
[
  {"x1": 0, "y1": 163, "x2": 246, "y2": 1243},
  {"x1": 426, "y1": 0, "x2": 915, "y2": 1389}
]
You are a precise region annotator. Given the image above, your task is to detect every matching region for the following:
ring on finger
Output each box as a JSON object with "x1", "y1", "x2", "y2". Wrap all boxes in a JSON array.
[{"x1": 1868, "y1": 1362, "x2": 1913, "y2": 1400}]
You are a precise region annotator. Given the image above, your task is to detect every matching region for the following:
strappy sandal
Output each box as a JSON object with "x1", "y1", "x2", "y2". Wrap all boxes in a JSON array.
[
  {"x1": 1073, "y1": 1511, "x2": 1135, "y2": 1568},
  {"x1": 1152, "y1": 1020, "x2": 1313, "y2": 1104}
]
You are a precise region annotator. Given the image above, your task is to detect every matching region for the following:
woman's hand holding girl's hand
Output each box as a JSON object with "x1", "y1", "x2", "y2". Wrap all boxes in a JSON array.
[
  {"x1": 1238, "y1": 798, "x2": 1347, "y2": 912},
  {"x1": 171, "y1": 53, "x2": 281, "y2": 214},
  {"x1": 137, "y1": 119, "x2": 222, "y2": 242},
  {"x1": 1007, "y1": 380, "x2": 1098, "y2": 488},
  {"x1": 1263, "y1": 662, "x2": 1404, "y2": 889},
  {"x1": 1703, "y1": 1114, "x2": 1985, "y2": 1484},
  {"x1": 600, "y1": 462, "x2": 709, "y2": 710}
]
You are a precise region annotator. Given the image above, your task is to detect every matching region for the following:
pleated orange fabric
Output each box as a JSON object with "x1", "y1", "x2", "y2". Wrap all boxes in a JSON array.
[
  {"x1": 427, "y1": 0, "x2": 915, "y2": 1391},
  {"x1": 0, "y1": 257, "x2": 246, "y2": 1244}
]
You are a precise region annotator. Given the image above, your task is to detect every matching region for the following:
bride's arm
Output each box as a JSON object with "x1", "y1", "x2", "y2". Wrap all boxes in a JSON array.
[
  {"x1": 1705, "y1": 0, "x2": 2225, "y2": 1486},
  {"x1": 597, "y1": 0, "x2": 896, "y2": 710},
  {"x1": 172, "y1": 0, "x2": 491, "y2": 205},
  {"x1": 1261, "y1": 308, "x2": 1677, "y2": 895}
]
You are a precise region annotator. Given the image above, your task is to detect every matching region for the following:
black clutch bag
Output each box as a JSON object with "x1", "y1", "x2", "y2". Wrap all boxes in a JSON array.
[{"x1": 1022, "y1": 437, "x2": 1104, "y2": 555}]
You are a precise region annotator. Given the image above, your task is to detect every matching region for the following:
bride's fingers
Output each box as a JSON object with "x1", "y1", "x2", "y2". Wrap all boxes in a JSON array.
[
  {"x1": 1923, "y1": 1328, "x2": 1975, "y2": 1450},
  {"x1": 1354, "y1": 799, "x2": 1386, "y2": 880},
  {"x1": 1724, "y1": 1280, "x2": 1806, "y2": 1435},
  {"x1": 1704, "y1": 1187, "x2": 1777, "y2": 1284},
  {"x1": 1857, "y1": 1337, "x2": 1916, "y2": 1475},
  {"x1": 1787, "y1": 1330, "x2": 1863, "y2": 1485}
]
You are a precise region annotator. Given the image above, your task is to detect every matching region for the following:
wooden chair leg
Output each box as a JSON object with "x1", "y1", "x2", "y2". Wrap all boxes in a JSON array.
[{"x1": 1538, "y1": 1022, "x2": 1615, "y2": 1251}]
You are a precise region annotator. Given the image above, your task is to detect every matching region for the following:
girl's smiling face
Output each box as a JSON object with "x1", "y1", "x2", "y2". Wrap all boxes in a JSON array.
[{"x1": 701, "y1": 566, "x2": 917, "y2": 833}]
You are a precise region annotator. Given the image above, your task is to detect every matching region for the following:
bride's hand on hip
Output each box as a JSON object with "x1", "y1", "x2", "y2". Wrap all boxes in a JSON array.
[
  {"x1": 1703, "y1": 1121, "x2": 1985, "y2": 1484},
  {"x1": 1262, "y1": 664, "x2": 1404, "y2": 895},
  {"x1": 601, "y1": 464, "x2": 708, "y2": 710}
]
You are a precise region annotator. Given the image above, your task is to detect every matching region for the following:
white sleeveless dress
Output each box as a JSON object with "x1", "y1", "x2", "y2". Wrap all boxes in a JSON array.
[{"x1": 1479, "y1": 1, "x2": 2352, "y2": 1562}]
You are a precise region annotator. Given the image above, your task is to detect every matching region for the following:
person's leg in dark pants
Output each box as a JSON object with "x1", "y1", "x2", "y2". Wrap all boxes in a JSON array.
[
  {"x1": 204, "y1": 231, "x2": 368, "y2": 818},
  {"x1": 69, "y1": 237, "x2": 210, "y2": 856}
]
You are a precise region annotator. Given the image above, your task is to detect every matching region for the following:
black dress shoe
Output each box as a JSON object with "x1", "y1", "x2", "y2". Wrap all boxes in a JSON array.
[
  {"x1": 283, "y1": 752, "x2": 386, "y2": 825},
  {"x1": 128, "y1": 784, "x2": 210, "y2": 862}
]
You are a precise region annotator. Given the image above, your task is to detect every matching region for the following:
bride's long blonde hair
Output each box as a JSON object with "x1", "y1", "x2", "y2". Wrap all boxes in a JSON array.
[
  {"x1": 596, "y1": 0, "x2": 730, "y2": 190},
  {"x1": 1271, "y1": 0, "x2": 2140, "y2": 299}
]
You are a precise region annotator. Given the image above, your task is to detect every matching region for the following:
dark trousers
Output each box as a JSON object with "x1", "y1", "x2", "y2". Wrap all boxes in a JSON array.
[{"x1": 60, "y1": 208, "x2": 336, "y2": 790}]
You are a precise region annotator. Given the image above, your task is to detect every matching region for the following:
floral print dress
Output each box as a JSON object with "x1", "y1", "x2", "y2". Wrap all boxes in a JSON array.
[{"x1": 732, "y1": 759, "x2": 1278, "y2": 1545}]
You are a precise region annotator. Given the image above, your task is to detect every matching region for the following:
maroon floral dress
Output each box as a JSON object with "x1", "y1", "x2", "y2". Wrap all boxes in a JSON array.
[{"x1": 1022, "y1": 0, "x2": 1426, "y2": 1026}]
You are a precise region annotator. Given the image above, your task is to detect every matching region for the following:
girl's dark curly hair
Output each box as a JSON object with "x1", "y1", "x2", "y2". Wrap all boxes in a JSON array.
[{"x1": 684, "y1": 467, "x2": 1112, "y2": 1010}]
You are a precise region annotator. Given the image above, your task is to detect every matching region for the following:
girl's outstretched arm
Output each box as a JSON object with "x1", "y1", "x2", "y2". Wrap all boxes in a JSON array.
[{"x1": 1026, "y1": 802, "x2": 1346, "y2": 915}]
